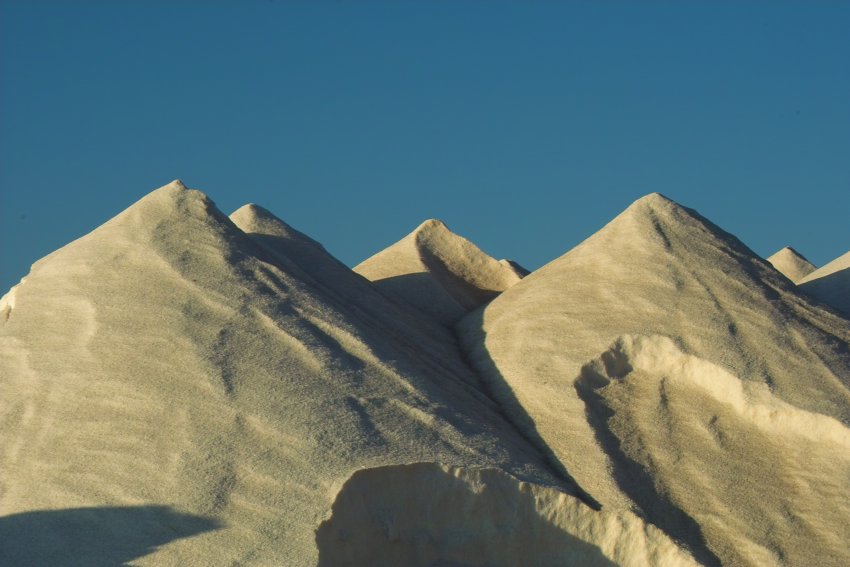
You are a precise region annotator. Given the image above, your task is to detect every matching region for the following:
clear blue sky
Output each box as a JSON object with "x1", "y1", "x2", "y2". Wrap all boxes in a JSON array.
[{"x1": 2, "y1": 1, "x2": 848, "y2": 293}]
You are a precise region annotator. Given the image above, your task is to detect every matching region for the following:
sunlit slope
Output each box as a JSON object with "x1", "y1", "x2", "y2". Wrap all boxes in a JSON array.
[
  {"x1": 458, "y1": 193, "x2": 850, "y2": 567},
  {"x1": 766, "y1": 246, "x2": 816, "y2": 283},
  {"x1": 0, "y1": 181, "x2": 560, "y2": 566},
  {"x1": 355, "y1": 219, "x2": 525, "y2": 324}
]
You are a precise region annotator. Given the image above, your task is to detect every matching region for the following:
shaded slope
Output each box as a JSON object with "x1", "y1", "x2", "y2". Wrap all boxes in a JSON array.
[
  {"x1": 766, "y1": 246, "x2": 816, "y2": 283},
  {"x1": 458, "y1": 193, "x2": 850, "y2": 567},
  {"x1": 228, "y1": 204, "x2": 464, "y2": 370},
  {"x1": 317, "y1": 463, "x2": 698, "y2": 567},
  {"x1": 354, "y1": 219, "x2": 525, "y2": 324},
  {"x1": 0, "y1": 181, "x2": 563, "y2": 566},
  {"x1": 799, "y1": 250, "x2": 850, "y2": 316},
  {"x1": 0, "y1": 506, "x2": 221, "y2": 567}
]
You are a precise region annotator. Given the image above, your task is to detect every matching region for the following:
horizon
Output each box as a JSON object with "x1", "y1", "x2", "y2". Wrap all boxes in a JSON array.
[{"x1": 2, "y1": 1, "x2": 849, "y2": 293}]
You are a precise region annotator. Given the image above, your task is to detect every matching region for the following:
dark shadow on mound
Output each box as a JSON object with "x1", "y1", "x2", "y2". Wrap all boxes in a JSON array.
[
  {"x1": 454, "y1": 309, "x2": 602, "y2": 511},
  {"x1": 316, "y1": 463, "x2": 617, "y2": 567},
  {"x1": 799, "y1": 266, "x2": 850, "y2": 318},
  {"x1": 372, "y1": 272, "x2": 469, "y2": 325},
  {"x1": 0, "y1": 505, "x2": 221, "y2": 567},
  {"x1": 418, "y1": 246, "x2": 503, "y2": 311}
]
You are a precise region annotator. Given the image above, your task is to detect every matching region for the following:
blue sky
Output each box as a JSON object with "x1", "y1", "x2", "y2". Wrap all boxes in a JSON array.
[{"x1": 2, "y1": 1, "x2": 848, "y2": 293}]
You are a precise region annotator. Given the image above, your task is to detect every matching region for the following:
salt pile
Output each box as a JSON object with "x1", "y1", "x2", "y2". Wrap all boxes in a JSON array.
[
  {"x1": 766, "y1": 246, "x2": 816, "y2": 283},
  {"x1": 457, "y1": 193, "x2": 850, "y2": 566},
  {"x1": 355, "y1": 219, "x2": 526, "y2": 324},
  {"x1": 2, "y1": 182, "x2": 848, "y2": 566}
]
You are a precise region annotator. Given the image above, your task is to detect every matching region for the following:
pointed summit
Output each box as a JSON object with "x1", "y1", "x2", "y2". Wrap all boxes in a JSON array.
[
  {"x1": 72, "y1": 178, "x2": 247, "y2": 253},
  {"x1": 12, "y1": 179, "x2": 246, "y2": 295},
  {"x1": 458, "y1": 193, "x2": 850, "y2": 566},
  {"x1": 799, "y1": 249, "x2": 850, "y2": 316},
  {"x1": 355, "y1": 219, "x2": 525, "y2": 324},
  {"x1": 1, "y1": 182, "x2": 571, "y2": 564},
  {"x1": 767, "y1": 246, "x2": 817, "y2": 283}
]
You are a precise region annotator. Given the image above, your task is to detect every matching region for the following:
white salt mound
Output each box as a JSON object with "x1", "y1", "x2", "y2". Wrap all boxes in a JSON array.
[
  {"x1": 2, "y1": 183, "x2": 848, "y2": 566},
  {"x1": 0, "y1": 181, "x2": 592, "y2": 565},
  {"x1": 766, "y1": 246, "x2": 816, "y2": 283},
  {"x1": 458, "y1": 193, "x2": 850, "y2": 567},
  {"x1": 798, "y1": 250, "x2": 850, "y2": 316},
  {"x1": 354, "y1": 219, "x2": 526, "y2": 324}
]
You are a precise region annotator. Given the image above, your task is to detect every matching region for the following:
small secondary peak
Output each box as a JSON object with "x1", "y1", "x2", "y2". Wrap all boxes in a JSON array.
[
  {"x1": 767, "y1": 247, "x2": 817, "y2": 283},
  {"x1": 230, "y1": 203, "x2": 300, "y2": 239},
  {"x1": 231, "y1": 203, "x2": 279, "y2": 224}
]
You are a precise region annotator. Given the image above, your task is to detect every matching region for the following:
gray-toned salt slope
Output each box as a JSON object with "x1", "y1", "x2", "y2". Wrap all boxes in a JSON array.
[
  {"x1": 354, "y1": 219, "x2": 526, "y2": 324},
  {"x1": 0, "y1": 182, "x2": 693, "y2": 565},
  {"x1": 799, "y1": 250, "x2": 850, "y2": 316},
  {"x1": 766, "y1": 246, "x2": 816, "y2": 283},
  {"x1": 458, "y1": 193, "x2": 850, "y2": 567}
]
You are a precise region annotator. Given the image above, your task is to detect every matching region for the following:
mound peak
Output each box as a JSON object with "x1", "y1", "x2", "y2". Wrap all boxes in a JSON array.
[
  {"x1": 136, "y1": 178, "x2": 200, "y2": 209},
  {"x1": 354, "y1": 219, "x2": 525, "y2": 324},
  {"x1": 767, "y1": 246, "x2": 817, "y2": 283},
  {"x1": 631, "y1": 191, "x2": 676, "y2": 206},
  {"x1": 414, "y1": 218, "x2": 449, "y2": 232},
  {"x1": 1, "y1": 182, "x2": 566, "y2": 564},
  {"x1": 101, "y1": 178, "x2": 238, "y2": 233},
  {"x1": 458, "y1": 193, "x2": 850, "y2": 565}
]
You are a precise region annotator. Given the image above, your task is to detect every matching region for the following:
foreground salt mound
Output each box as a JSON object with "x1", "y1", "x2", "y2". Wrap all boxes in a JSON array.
[
  {"x1": 316, "y1": 463, "x2": 698, "y2": 567},
  {"x1": 798, "y1": 250, "x2": 850, "y2": 316},
  {"x1": 766, "y1": 246, "x2": 816, "y2": 283},
  {"x1": 458, "y1": 193, "x2": 850, "y2": 566},
  {"x1": 0, "y1": 181, "x2": 563, "y2": 565},
  {"x1": 355, "y1": 219, "x2": 526, "y2": 324},
  {"x1": 577, "y1": 335, "x2": 850, "y2": 567}
]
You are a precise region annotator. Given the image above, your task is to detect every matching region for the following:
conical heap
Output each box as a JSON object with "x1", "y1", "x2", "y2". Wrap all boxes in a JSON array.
[
  {"x1": 766, "y1": 246, "x2": 817, "y2": 283},
  {"x1": 457, "y1": 193, "x2": 850, "y2": 567},
  {"x1": 0, "y1": 181, "x2": 562, "y2": 565},
  {"x1": 355, "y1": 219, "x2": 526, "y2": 324}
]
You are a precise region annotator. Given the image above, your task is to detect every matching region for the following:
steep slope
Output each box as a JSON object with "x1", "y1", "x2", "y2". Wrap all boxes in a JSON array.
[
  {"x1": 0, "y1": 181, "x2": 573, "y2": 565},
  {"x1": 799, "y1": 250, "x2": 850, "y2": 316},
  {"x1": 354, "y1": 219, "x2": 525, "y2": 324},
  {"x1": 458, "y1": 193, "x2": 850, "y2": 567},
  {"x1": 766, "y1": 246, "x2": 816, "y2": 283}
]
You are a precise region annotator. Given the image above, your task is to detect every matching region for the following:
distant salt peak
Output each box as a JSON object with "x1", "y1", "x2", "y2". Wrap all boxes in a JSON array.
[
  {"x1": 355, "y1": 218, "x2": 526, "y2": 324},
  {"x1": 767, "y1": 246, "x2": 817, "y2": 283},
  {"x1": 409, "y1": 218, "x2": 527, "y2": 280}
]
